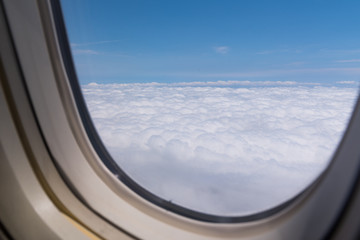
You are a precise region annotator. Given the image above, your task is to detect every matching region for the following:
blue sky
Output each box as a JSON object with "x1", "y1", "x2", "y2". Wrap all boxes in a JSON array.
[{"x1": 60, "y1": 0, "x2": 360, "y2": 84}]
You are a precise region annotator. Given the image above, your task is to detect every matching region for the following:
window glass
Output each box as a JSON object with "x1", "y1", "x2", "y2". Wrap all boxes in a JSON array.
[{"x1": 60, "y1": 0, "x2": 359, "y2": 216}]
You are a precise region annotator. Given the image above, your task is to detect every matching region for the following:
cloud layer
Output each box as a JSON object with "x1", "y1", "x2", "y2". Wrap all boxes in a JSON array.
[{"x1": 82, "y1": 81, "x2": 358, "y2": 216}]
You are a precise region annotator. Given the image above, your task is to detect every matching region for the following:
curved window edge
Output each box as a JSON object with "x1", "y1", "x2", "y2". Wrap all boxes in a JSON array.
[
  {"x1": 1, "y1": 0, "x2": 360, "y2": 239},
  {"x1": 50, "y1": 0, "x2": 329, "y2": 223}
]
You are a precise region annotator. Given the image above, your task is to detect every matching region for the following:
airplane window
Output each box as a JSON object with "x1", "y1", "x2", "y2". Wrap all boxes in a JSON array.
[{"x1": 59, "y1": 0, "x2": 360, "y2": 217}]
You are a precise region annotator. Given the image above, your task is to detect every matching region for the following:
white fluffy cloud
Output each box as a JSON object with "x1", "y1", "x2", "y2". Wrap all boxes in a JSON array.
[
  {"x1": 82, "y1": 81, "x2": 358, "y2": 216},
  {"x1": 214, "y1": 46, "x2": 229, "y2": 54}
]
